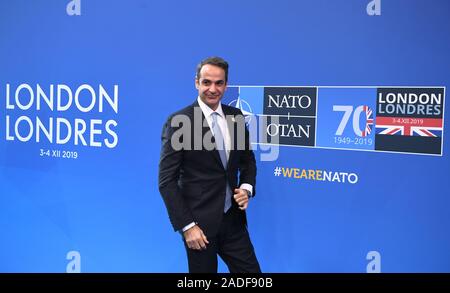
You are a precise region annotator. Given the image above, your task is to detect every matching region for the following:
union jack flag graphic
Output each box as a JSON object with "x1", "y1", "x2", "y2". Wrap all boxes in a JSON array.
[
  {"x1": 362, "y1": 106, "x2": 374, "y2": 137},
  {"x1": 375, "y1": 117, "x2": 443, "y2": 137}
]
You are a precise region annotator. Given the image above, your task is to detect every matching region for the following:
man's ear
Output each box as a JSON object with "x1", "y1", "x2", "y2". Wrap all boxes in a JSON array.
[{"x1": 195, "y1": 78, "x2": 199, "y2": 89}]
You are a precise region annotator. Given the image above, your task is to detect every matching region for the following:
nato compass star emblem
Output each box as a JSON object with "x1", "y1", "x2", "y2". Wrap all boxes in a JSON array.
[{"x1": 228, "y1": 97, "x2": 253, "y2": 124}]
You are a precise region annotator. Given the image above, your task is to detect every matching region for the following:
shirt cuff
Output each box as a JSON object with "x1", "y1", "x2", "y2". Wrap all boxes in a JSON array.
[
  {"x1": 181, "y1": 222, "x2": 196, "y2": 233},
  {"x1": 239, "y1": 183, "x2": 253, "y2": 197}
]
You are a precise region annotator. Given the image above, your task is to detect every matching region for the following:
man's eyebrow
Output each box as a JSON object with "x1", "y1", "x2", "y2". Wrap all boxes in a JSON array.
[
  {"x1": 212, "y1": 80, "x2": 225, "y2": 84},
  {"x1": 201, "y1": 79, "x2": 225, "y2": 83}
]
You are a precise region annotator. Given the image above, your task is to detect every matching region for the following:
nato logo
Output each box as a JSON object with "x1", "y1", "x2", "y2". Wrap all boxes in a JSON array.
[{"x1": 228, "y1": 97, "x2": 253, "y2": 124}]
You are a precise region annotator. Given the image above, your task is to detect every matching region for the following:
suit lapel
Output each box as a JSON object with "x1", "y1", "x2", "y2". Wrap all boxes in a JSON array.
[{"x1": 192, "y1": 101, "x2": 226, "y2": 169}]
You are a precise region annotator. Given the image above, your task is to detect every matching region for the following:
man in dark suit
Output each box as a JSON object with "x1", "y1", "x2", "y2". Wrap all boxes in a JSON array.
[{"x1": 158, "y1": 56, "x2": 261, "y2": 273}]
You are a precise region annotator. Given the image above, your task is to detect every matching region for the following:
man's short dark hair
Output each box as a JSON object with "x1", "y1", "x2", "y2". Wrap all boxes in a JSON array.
[{"x1": 196, "y1": 56, "x2": 229, "y2": 82}]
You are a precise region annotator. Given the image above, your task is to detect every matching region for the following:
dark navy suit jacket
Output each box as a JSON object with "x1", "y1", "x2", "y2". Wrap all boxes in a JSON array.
[{"x1": 158, "y1": 101, "x2": 256, "y2": 237}]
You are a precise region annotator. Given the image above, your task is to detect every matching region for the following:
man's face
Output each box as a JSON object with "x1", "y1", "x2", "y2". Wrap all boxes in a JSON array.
[{"x1": 196, "y1": 64, "x2": 227, "y2": 111}]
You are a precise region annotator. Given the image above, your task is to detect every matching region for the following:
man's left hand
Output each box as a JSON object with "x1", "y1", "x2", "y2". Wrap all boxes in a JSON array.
[{"x1": 233, "y1": 188, "x2": 249, "y2": 210}]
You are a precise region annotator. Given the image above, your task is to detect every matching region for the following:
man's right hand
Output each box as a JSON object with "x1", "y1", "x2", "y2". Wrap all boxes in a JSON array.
[{"x1": 183, "y1": 225, "x2": 209, "y2": 250}]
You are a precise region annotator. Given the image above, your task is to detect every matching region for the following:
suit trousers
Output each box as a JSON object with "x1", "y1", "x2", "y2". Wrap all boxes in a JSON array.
[{"x1": 183, "y1": 208, "x2": 261, "y2": 273}]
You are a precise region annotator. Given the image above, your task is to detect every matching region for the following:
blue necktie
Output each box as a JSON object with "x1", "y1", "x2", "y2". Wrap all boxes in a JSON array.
[{"x1": 211, "y1": 112, "x2": 232, "y2": 212}]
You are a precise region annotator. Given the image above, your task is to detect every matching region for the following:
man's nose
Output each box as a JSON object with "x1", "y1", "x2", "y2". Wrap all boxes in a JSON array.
[{"x1": 209, "y1": 84, "x2": 217, "y2": 93}]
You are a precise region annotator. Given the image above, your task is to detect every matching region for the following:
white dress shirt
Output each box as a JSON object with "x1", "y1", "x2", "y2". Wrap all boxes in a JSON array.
[{"x1": 197, "y1": 96, "x2": 231, "y2": 160}]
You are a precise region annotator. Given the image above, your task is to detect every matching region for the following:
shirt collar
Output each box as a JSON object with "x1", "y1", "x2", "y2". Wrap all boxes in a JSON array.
[{"x1": 197, "y1": 96, "x2": 224, "y2": 119}]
